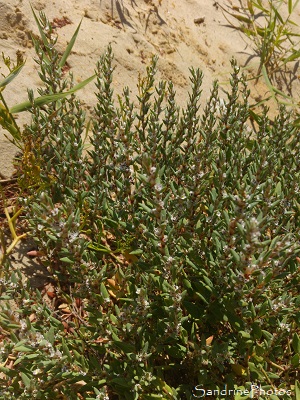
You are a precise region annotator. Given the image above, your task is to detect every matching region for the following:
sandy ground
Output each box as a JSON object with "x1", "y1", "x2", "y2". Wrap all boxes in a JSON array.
[{"x1": 0, "y1": 0, "x2": 299, "y2": 278}]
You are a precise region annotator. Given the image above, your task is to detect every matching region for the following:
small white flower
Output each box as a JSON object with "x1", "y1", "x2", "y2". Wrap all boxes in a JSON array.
[
  {"x1": 51, "y1": 207, "x2": 59, "y2": 216},
  {"x1": 279, "y1": 322, "x2": 290, "y2": 332},
  {"x1": 68, "y1": 231, "x2": 79, "y2": 243},
  {"x1": 154, "y1": 183, "x2": 163, "y2": 192},
  {"x1": 33, "y1": 368, "x2": 42, "y2": 376},
  {"x1": 154, "y1": 227, "x2": 160, "y2": 236},
  {"x1": 143, "y1": 300, "x2": 149, "y2": 308},
  {"x1": 55, "y1": 350, "x2": 62, "y2": 359},
  {"x1": 20, "y1": 319, "x2": 27, "y2": 331}
]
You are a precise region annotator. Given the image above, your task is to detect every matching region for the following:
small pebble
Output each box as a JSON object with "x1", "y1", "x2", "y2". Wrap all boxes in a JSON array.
[{"x1": 194, "y1": 17, "x2": 205, "y2": 24}]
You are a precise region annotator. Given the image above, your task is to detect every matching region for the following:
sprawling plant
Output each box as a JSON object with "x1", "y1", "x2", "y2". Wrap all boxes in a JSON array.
[
  {"x1": 0, "y1": 11, "x2": 300, "y2": 400},
  {"x1": 221, "y1": 0, "x2": 300, "y2": 120}
]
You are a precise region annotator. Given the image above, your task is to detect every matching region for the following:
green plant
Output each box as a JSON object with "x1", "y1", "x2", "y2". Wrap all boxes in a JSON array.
[
  {"x1": 0, "y1": 11, "x2": 300, "y2": 400},
  {"x1": 221, "y1": 0, "x2": 300, "y2": 107},
  {"x1": 0, "y1": 9, "x2": 95, "y2": 267},
  {"x1": 0, "y1": 8, "x2": 94, "y2": 150}
]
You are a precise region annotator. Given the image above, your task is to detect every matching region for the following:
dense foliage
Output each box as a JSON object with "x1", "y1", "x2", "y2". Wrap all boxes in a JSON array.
[{"x1": 0, "y1": 10, "x2": 300, "y2": 400}]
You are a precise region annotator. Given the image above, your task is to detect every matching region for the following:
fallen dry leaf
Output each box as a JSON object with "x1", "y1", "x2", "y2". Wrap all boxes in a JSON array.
[
  {"x1": 58, "y1": 303, "x2": 71, "y2": 313},
  {"x1": 206, "y1": 335, "x2": 214, "y2": 346},
  {"x1": 27, "y1": 250, "x2": 45, "y2": 257}
]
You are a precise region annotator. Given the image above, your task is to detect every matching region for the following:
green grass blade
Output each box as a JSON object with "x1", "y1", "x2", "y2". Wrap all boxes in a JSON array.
[
  {"x1": 293, "y1": 116, "x2": 300, "y2": 127},
  {"x1": 247, "y1": 0, "x2": 255, "y2": 16},
  {"x1": 59, "y1": 19, "x2": 82, "y2": 68},
  {"x1": 229, "y1": 13, "x2": 252, "y2": 24},
  {"x1": 288, "y1": 19, "x2": 300, "y2": 28},
  {"x1": 0, "y1": 104, "x2": 22, "y2": 144},
  {"x1": 296, "y1": 380, "x2": 300, "y2": 400},
  {"x1": 251, "y1": 0, "x2": 267, "y2": 12},
  {"x1": 261, "y1": 65, "x2": 290, "y2": 99},
  {"x1": 30, "y1": 4, "x2": 49, "y2": 48},
  {"x1": 0, "y1": 62, "x2": 25, "y2": 89},
  {"x1": 271, "y1": 4, "x2": 284, "y2": 24},
  {"x1": 288, "y1": 0, "x2": 300, "y2": 13},
  {"x1": 9, "y1": 74, "x2": 96, "y2": 113},
  {"x1": 283, "y1": 49, "x2": 300, "y2": 63}
]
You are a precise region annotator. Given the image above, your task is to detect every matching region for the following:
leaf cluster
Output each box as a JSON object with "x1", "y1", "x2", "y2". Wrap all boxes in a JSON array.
[{"x1": 0, "y1": 10, "x2": 300, "y2": 400}]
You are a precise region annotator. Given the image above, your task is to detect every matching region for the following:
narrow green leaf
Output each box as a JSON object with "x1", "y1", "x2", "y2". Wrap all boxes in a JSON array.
[
  {"x1": 49, "y1": 316, "x2": 64, "y2": 328},
  {"x1": 129, "y1": 249, "x2": 143, "y2": 255},
  {"x1": 100, "y1": 282, "x2": 110, "y2": 299},
  {"x1": 267, "y1": 372, "x2": 280, "y2": 379},
  {"x1": 30, "y1": 5, "x2": 49, "y2": 48},
  {"x1": 228, "y1": 11, "x2": 252, "y2": 24},
  {"x1": 261, "y1": 65, "x2": 290, "y2": 99},
  {"x1": 13, "y1": 345, "x2": 33, "y2": 352},
  {"x1": 0, "y1": 62, "x2": 25, "y2": 89},
  {"x1": 230, "y1": 249, "x2": 240, "y2": 263},
  {"x1": 113, "y1": 340, "x2": 135, "y2": 354},
  {"x1": 271, "y1": 6, "x2": 283, "y2": 24},
  {"x1": 283, "y1": 50, "x2": 300, "y2": 64},
  {"x1": 274, "y1": 181, "x2": 282, "y2": 195},
  {"x1": 292, "y1": 0, "x2": 300, "y2": 12},
  {"x1": 88, "y1": 242, "x2": 111, "y2": 253},
  {"x1": 291, "y1": 354, "x2": 300, "y2": 367},
  {"x1": 9, "y1": 74, "x2": 96, "y2": 113},
  {"x1": 59, "y1": 19, "x2": 82, "y2": 68},
  {"x1": 139, "y1": 203, "x2": 153, "y2": 213},
  {"x1": 292, "y1": 333, "x2": 300, "y2": 353},
  {"x1": 0, "y1": 366, "x2": 14, "y2": 375},
  {"x1": 60, "y1": 257, "x2": 74, "y2": 263},
  {"x1": 7, "y1": 323, "x2": 22, "y2": 329},
  {"x1": 262, "y1": 329, "x2": 273, "y2": 341},
  {"x1": 21, "y1": 372, "x2": 31, "y2": 388},
  {"x1": 248, "y1": 362, "x2": 265, "y2": 380},
  {"x1": 296, "y1": 380, "x2": 300, "y2": 400}
]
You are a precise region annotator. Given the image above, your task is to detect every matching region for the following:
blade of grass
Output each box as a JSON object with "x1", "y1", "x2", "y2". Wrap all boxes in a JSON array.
[
  {"x1": 30, "y1": 4, "x2": 49, "y2": 48},
  {"x1": 251, "y1": 0, "x2": 268, "y2": 13},
  {"x1": 283, "y1": 49, "x2": 300, "y2": 63},
  {"x1": 9, "y1": 74, "x2": 96, "y2": 113},
  {"x1": 271, "y1": 4, "x2": 284, "y2": 25},
  {"x1": 59, "y1": 19, "x2": 82, "y2": 68},
  {"x1": 293, "y1": 116, "x2": 300, "y2": 127},
  {"x1": 0, "y1": 62, "x2": 25, "y2": 89},
  {"x1": 261, "y1": 64, "x2": 290, "y2": 99},
  {"x1": 247, "y1": 0, "x2": 255, "y2": 16},
  {"x1": 295, "y1": 380, "x2": 300, "y2": 400},
  {"x1": 30, "y1": 5, "x2": 53, "y2": 66},
  {"x1": 288, "y1": 0, "x2": 300, "y2": 14},
  {"x1": 0, "y1": 93, "x2": 22, "y2": 146}
]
